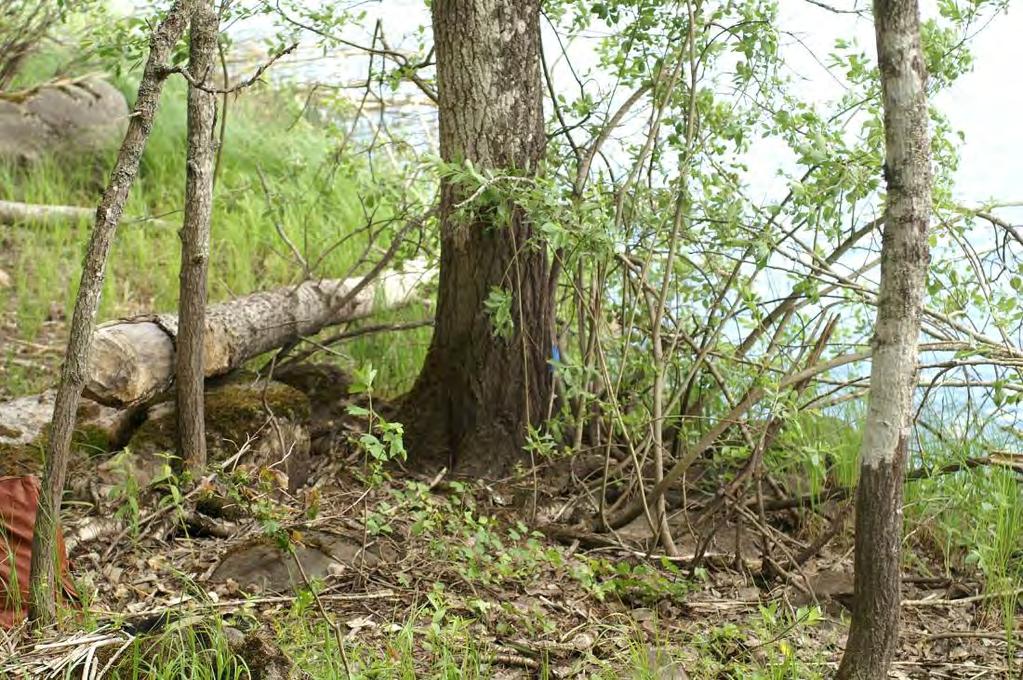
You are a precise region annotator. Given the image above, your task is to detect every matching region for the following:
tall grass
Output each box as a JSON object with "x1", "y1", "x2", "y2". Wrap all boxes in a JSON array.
[
  {"x1": 897, "y1": 428, "x2": 1023, "y2": 654},
  {"x1": 774, "y1": 404, "x2": 1021, "y2": 649},
  {"x1": 0, "y1": 54, "x2": 432, "y2": 396}
]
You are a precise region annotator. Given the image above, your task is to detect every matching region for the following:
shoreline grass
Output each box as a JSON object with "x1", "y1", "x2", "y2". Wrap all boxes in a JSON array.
[{"x1": 0, "y1": 54, "x2": 431, "y2": 398}]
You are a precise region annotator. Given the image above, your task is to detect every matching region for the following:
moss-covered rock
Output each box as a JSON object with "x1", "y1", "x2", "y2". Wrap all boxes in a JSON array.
[
  {"x1": 0, "y1": 441, "x2": 45, "y2": 478},
  {"x1": 126, "y1": 380, "x2": 312, "y2": 490},
  {"x1": 0, "y1": 396, "x2": 139, "y2": 477}
]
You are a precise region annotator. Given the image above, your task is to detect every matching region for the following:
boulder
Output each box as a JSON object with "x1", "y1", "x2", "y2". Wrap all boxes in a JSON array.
[
  {"x1": 0, "y1": 76, "x2": 128, "y2": 164},
  {"x1": 209, "y1": 530, "x2": 383, "y2": 594},
  {"x1": 0, "y1": 391, "x2": 141, "y2": 478}
]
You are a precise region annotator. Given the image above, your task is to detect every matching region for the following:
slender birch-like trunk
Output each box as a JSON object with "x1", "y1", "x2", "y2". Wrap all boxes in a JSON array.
[
  {"x1": 176, "y1": 0, "x2": 219, "y2": 472},
  {"x1": 836, "y1": 0, "x2": 931, "y2": 675},
  {"x1": 28, "y1": 1, "x2": 192, "y2": 629}
]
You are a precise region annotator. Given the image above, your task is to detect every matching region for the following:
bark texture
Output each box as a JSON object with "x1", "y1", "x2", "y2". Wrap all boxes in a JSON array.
[
  {"x1": 176, "y1": 0, "x2": 219, "y2": 471},
  {"x1": 836, "y1": 0, "x2": 931, "y2": 676},
  {"x1": 86, "y1": 265, "x2": 432, "y2": 407},
  {"x1": 401, "y1": 0, "x2": 552, "y2": 475},
  {"x1": 27, "y1": 1, "x2": 192, "y2": 629}
]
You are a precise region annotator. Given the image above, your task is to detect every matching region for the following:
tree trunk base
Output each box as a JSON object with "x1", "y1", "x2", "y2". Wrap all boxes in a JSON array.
[
  {"x1": 836, "y1": 454, "x2": 905, "y2": 680},
  {"x1": 399, "y1": 379, "x2": 531, "y2": 478}
]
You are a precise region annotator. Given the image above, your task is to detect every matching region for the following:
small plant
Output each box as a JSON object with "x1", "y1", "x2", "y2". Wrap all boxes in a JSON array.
[
  {"x1": 569, "y1": 556, "x2": 692, "y2": 605},
  {"x1": 347, "y1": 364, "x2": 407, "y2": 485},
  {"x1": 108, "y1": 450, "x2": 144, "y2": 540},
  {"x1": 153, "y1": 454, "x2": 189, "y2": 525},
  {"x1": 524, "y1": 426, "x2": 561, "y2": 461},
  {"x1": 687, "y1": 603, "x2": 826, "y2": 679}
]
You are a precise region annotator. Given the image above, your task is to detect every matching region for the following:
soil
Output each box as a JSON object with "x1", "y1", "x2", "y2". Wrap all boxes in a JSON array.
[
  {"x1": 0, "y1": 270, "x2": 1019, "y2": 678},
  {"x1": 1, "y1": 437, "x2": 1019, "y2": 678}
]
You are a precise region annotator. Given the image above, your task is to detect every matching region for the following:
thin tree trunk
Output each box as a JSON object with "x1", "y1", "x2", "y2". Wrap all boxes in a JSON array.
[
  {"x1": 27, "y1": 1, "x2": 192, "y2": 629},
  {"x1": 836, "y1": 0, "x2": 931, "y2": 675},
  {"x1": 176, "y1": 0, "x2": 219, "y2": 472},
  {"x1": 400, "y1": 0, "x2": 552, "y2": 475}
]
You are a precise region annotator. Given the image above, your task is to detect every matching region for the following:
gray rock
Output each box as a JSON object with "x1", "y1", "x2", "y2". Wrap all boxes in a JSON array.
[
  {"x1": 209, "y1": 531, "x2": 382, "y2": 593},
  {"x1": 0, "y1": 76, "x2": 128, "y2": 164}
]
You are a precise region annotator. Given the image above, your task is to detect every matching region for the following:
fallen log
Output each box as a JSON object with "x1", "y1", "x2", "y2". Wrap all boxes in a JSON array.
[
  {"x1": 85, "y1": 261, "x2": 434, "y2": 407},
  {"x1": 0, "y1": 200, "x2": 172, "y2": 228},
  {"x1": 0, "y1": 199, "x2": 92, "y2": 226}
]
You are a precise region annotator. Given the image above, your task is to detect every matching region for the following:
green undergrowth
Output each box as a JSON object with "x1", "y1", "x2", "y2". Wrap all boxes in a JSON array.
[
  {"x1": 904, "y1": 432, "x2": 1023, "y2": 648},
  {"x1": 769, "y1": 408, "x2": 863, "y2": 497},
  {"x1": 778, "y1": 407, "x2": 1022, "y2": 648},
  {"x1": 0, "y1": 51, "x2": 431, "y2": 398},
  {"x1": 54, "y1": 479, "x2": 832, "y2": 680}
]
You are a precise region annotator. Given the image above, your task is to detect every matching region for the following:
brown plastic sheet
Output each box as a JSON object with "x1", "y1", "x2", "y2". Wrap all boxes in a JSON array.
[{"x1": 0, "y1": 475, "x2": 76, "y2": 628}]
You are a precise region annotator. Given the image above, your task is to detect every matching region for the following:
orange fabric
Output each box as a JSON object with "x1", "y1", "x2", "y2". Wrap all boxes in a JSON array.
[{"x1": 0, "y1": 475, "x2": 76, "y2": 629}]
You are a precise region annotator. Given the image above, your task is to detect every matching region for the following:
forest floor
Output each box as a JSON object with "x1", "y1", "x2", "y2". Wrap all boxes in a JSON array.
[
  {"x1": 1, "y1": 51, "x2": 1019, "y2": 680},
  {"x1": 0, "y1": 246, "x2": 1021, "y2": 679},
  {"x1": 1, "y1": 408, "x2": 1020, "y2": 679},
  {"x1": 2, "y1": 182, "x2": 1021, "y2": 680}
]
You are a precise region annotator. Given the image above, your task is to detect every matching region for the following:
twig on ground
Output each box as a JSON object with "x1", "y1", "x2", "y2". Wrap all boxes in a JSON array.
[
  {"x1": 492, "y1": 653, "x2": 541, "y2": 671},
  {"x1": 921, "y1": 630, "x2": 1020, "y2": 642},
  {"x1": 102, "y1": 484, "x2": 206, "y2": 560},
  {"x1": 87, "y1": 590, "x2": 397, "y2": 620},
  {"x1": 902, "y1": 587, "x2": 1023, "y2": 607}
]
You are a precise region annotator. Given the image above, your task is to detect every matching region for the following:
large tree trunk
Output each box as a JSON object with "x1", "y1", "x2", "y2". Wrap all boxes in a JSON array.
[
  {"x1": 28, "y1": 0, "x2": 192, "y2": 629},
  {"x1": 836, "y1": 0, "x2": 931, "y2": 676},
  {"x1": 176, "y1": 0, "x2": 219, "y2": 471},
  {"x1": 400, "y1": 0, "x2": 552, "y2": 475}
]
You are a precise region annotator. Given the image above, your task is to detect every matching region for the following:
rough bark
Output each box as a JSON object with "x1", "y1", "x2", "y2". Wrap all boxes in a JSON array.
[
  {"x1": 27, "y1": 1, "x2": 192, "y2": 629},
  {"x1": 836, "y1": 0, "x2": 931, "y2": 676},
  {"x1": 176, "y1": 0, "x2": 219, "y2": 471},
  {"x1": 400, "y1": 0, "x2": 552, "y2": 475},
  {"x1": 86, "y1": 265, "x2": 432, "y2": 407}
]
